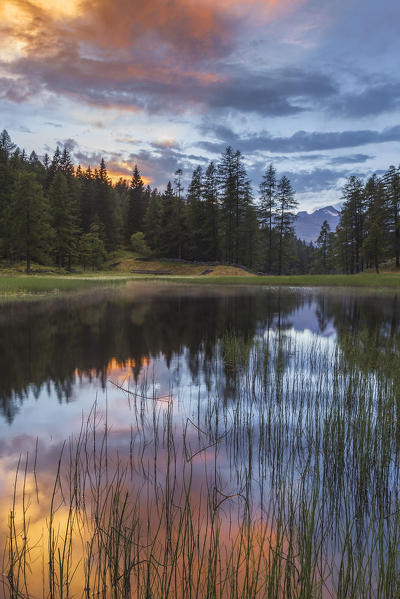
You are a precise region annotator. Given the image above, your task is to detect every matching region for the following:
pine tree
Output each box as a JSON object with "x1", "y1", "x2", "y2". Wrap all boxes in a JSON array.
[
  {"x1": 339, "y1": 176, "x2": 365, "y2": 273},
  {"x1": 187, "y1": 166, "x2": 204, "y2": 259},
  {"x1": 218, "y1": 147, "x2": 250, "y2": 263},
  {"x1": 203, "y1": 161, "x2": 219, "y2": 261},
  {"x1": 79, "y1": 166, "x2": 95, "y2": 233},
  {"x1": 0, "y1": 130, "x2": 16, "y2": 260},
  {"x1": 174, "y1": 168, "x2": 185, "y2": 260},
  {"x1": 259, "y1": 164, "x2": 277, "y2": 272},
  {"x1": 126, "y1": 165, "x2": 145, "y2": 242},
  {"x1": 47, "y1": 147, "x2": 62, "y2": 185},
  {"x1": 48, "y1": 172, "x2": 78, "y2": 268},
  {"x1": 159, "y1": 182, "x2": 183, "y2": 258},
  {"x1": 95, "y1": 159, "x2": 120, "y2": 251},
  {"x1": 60, "y1": 147, "x2": 75, "y2": 179},
  {"x1": 316, "y1": 220, "x2": 331, "y2": 272},
  {"x1": 362, "y1": 175, "x2": 388, "y2": 273},
  {"x1": 144, "y1": 189, "x2": 161, "y2": 252},
  {"x1": 274, "y1": 175, "x2": 297, "y2": 275},
  {"x1": 383, "y1": 165, "x2": 400, "y2": 268},
  {"x1": 9, "y1": 171, "x2": 54, "y2": 272}
]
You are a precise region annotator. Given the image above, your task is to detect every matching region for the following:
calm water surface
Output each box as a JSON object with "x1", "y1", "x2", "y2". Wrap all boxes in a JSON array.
[{"x1": 1, "y1": 283, "x2": 400, "y2": 597}]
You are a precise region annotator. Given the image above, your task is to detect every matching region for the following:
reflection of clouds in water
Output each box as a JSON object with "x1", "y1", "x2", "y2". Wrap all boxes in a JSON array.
[{"x1": 0, "y1": 410, "x2": 271, "y2": 597}]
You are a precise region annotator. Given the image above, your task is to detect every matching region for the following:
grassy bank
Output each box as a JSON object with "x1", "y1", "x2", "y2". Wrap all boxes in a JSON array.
[
  {"x1": 0, "y1": 274, "x2": 131, "y2": 298},
  {"x1": 1, "y1": 271, "x2": 400, "y2": 299}
]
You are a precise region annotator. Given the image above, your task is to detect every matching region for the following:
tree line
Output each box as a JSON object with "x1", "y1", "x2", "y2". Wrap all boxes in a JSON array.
[
  {"x1": 1, "y1": 128, "x2": 398, "y2": 274},
  {"x1": 0, "y1": 130, "x2": 307, "y2": 273}
]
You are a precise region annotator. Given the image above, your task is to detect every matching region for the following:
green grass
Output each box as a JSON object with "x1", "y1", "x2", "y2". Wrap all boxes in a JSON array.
[
  {"x1": 1, "y1": 271, "x2": 400, "y2": 300},
  {"x1": 0, "y1": 275, "x2": 130, "y2": 297}
]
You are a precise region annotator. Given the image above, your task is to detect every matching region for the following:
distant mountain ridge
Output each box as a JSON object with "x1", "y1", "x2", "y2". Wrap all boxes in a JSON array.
[{"x1": 295, "y1": 206, "x2": 340, "y2": 244}]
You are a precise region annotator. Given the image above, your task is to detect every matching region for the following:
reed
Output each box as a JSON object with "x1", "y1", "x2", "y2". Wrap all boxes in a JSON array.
[{"x1": 3, "y1": 327, "x2": 400, "y2": 598}]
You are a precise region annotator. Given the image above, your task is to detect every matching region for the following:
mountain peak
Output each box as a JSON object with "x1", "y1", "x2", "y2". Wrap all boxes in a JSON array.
[{"x1": 295, "y1": 205, "x2": 340, "y2": 243}]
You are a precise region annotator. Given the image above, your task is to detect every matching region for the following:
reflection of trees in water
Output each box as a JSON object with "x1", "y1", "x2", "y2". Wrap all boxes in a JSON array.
[
  {"x1": 3, "y1": 287, "x2": 399, "y2": 423},
  {"x1": 315, "y1": 292, "x2": 400, "y2": 379},
  {"x1": 0, "y1": 290, "x2": 302, "y2": 422}
]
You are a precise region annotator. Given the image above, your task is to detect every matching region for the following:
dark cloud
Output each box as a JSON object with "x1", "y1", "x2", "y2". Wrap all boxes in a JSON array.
[
  {"x1": 202, "y1": 67, "x2": 335, "y2": 116},
  {"x1": 4, "y1": 53, "x2": 336, "y2": 117},
  {"x1": 329, "y1": 153, "x2": 372, "y2": 165},
  {"x1": 198, "y1": 124, "x2": 400, "y2": 154},
  {"x1": 331, "y1": 81, "x2": 400, "y2": 118},
  {"x1": 57, "y1": 138, "x2": 79, "y2": 152},
  {"x1": 0, "y1": 76, "x2": 41, "y2": 103}
]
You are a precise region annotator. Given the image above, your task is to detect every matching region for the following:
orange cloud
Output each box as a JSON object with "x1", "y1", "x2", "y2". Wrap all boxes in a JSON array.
[{"x1": 0, "y1": 0, "x2": 306, "y2": 111}]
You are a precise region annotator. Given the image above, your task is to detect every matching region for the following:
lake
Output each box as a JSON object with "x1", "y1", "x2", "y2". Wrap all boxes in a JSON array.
[{"x1": 1, "y1": 283, "x2": 400, "y2": 598}]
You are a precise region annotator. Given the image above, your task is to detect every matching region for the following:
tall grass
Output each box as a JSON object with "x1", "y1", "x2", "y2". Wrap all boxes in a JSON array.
[{"x1": 3, "y1": 327, "x2": 400, "y2": 597}]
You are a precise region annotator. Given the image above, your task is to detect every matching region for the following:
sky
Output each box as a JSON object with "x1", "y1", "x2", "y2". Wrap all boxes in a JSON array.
[{"x1": 0, "y1": 0, "x2": 399, "y2": 211}]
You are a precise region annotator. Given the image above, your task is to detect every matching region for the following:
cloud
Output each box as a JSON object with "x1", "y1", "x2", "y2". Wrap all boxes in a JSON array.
[
  {"x1": 329, "y1": 153, "x2": 372, "y2": 165},
  {"x1": 198, "y1": 124, "x2": 400, "y2": 154},
  {"x1": 331, "y1": 81, "x2": 400, "y2": 118},
  {"x1": 57, "y1": 138, "x2": 79, "y2": 152},
  {"x1": 0, "y1": 0, "x2": 335, "y2": 117}
]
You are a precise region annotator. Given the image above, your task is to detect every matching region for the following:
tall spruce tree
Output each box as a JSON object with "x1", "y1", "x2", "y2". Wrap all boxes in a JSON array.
[
  {"x1": 259, "y1": 164, "x2": 277, "y2": 272},
  {"x1": 48, "y1": 172, "x2": 78, "y2": 268},
  {"x1": 187, "y1": 166, "x2": 204, "y2": 259},
  {"x1": 274, "y1": 175, "x2": 297, "y2": 275},
  {"x1": 339, "y1": 176, "x2": 365, "y2": 273},
  {"x1": 362, "y1": 175, "x2": 388, "y2": 273},
  {"x1": 159, "y1": 182, "x2": 181, "y2": 258},
  {"x1": 174, "y1": 168, "x2": 185, "y2": 260},
  {"x1": 126, "y1": 165, "x2": 145, "y2": 242},
  {"x1": 202, "y1": 161, "x2": 219, "y2": 261},
  {"x1": 383, "y1": 165, "x2": 400, "y2": 268},
  {"x1": 95, "y1": 159, "x2": 120, "y2": 251},
  {"x1": 218, "y1": 147, "x2": 250, "y2": 264},
  {"x1": 0, "y1": 130, "x2": 16, "y2": 260},
  {"x1": 144, "y1": 189, "x2": 161, "y2": 252},
  {"x1": 316, "y1": 220, "x2": 331, "y2": 272},
  {"x1": 9, "y1": 171, "x2": 54, "y2": 272}
]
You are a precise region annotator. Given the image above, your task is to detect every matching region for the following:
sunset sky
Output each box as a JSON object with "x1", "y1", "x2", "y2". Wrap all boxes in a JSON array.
[{"x1": 1, "y1": 0, "x2": 399, "y2": 210}]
